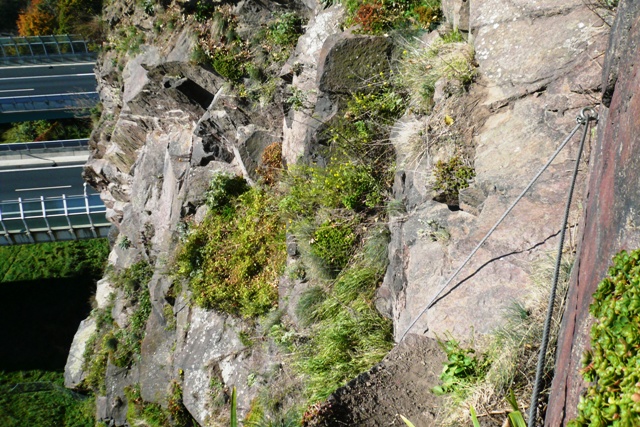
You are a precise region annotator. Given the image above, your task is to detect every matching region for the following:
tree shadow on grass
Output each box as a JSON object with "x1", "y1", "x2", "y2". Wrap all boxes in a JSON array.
[{"x1": 0, "y1": 276, "x2": 93, "y2": 371}]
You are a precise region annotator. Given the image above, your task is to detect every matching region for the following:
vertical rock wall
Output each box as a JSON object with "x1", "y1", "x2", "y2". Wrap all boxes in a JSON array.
[
  {"x1": 547, "y1": 1, "x2": 640, "y2": 424},
  {"x1": 381, "y1": 0, "x2": 609, "y2": 342}
]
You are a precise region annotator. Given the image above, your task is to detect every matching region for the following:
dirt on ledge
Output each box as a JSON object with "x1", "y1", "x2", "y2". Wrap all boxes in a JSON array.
[{"x1": 305, "y1": 334, "x2": 446, "y2": 427}]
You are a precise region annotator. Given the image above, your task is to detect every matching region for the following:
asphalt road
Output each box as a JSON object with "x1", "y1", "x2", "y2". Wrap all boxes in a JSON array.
[
  {"x1": 0, "y1": 62, "x2": 97, "y2": 98},
  {"x1": 0, "y1": 162, "x2": 98, "y2": 200}
]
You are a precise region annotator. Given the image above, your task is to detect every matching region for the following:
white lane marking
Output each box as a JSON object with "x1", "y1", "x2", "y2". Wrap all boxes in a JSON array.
[
  {"x1": 0, "y1": 164, "x2": 85, "y2": 173},
  {"x1": 0, "y1": 90, "x2": 97, "y2": 100},
  {"x1": 0, "y1": 89, "x2": 35, "y2": 93},
  {"x1": 15, "y1": 185, "x2": 72, "y2": 192},
  {"x1": 0, "y1": 62, "x2": 95, "y2": 71},
  {"x1": 0, "y1": 73, "x2": 95, "y2": 81}
]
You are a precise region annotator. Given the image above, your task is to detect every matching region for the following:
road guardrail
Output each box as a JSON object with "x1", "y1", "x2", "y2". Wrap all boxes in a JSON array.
[{"x1": 0, "y1": 183, "x2": 110, "y2": 245}]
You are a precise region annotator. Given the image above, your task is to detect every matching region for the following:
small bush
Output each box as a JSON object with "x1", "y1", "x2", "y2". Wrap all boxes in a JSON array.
[
  {"x1": 569, "y1": 249, "x2": 640, "y2": 427},
  {"x1": 210, "y1": 47, "x2": 246, "y2": 82},
  {"x1": 432, "y1": 155, "x2": 475, "y2": 205},
  {"x1": 346, "y1": 0, "x2": 442, "y2": 34},
  {"x1": 0, "y1": 371, "x2": 95, "y2": 427},
  {"x1": 281, "y1": 160, "x2": 384, "y2": 217},
  {"x1": 266, "y1": 12, "x2": 304, "y2": 48},
  {"x1": 125, "y1": 385, "x2": 168, "y2": 427},
  {"x1": 115, "y1": 26, "x2": 145, "y2": 54},
  {"x1": 194, "y1": 0, "x2": 216, "y2": 22},
  {"x1": 111, "y1": 260, "x2": 153, "y2": 300},
  {"x1": 177, "y1": 188, "x2": 286, "y2": 317},
  {"x1": 310, "y1": 222, "x2": 357, "y2": 273},
  {"x1": 206, "y1": 172, "x2": 249, "y2": 210}
]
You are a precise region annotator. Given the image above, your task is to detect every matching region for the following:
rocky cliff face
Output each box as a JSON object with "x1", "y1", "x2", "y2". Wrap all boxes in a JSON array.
[
  {"x1": 65, "y1": 0, "x2": 615, "y2": 424},
  {"x1": 547, "y1": 0, "x2": 640, "y2": 424}
]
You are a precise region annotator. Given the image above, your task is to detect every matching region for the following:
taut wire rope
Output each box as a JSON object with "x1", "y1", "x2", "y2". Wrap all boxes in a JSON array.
[{"x1": 527, "y1": 107, "x2": 597, "y2": 426}]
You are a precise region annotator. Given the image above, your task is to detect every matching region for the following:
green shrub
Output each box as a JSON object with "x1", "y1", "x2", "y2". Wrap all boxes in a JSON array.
[
  {"x1": 115, "y1": 26, "x2": 145, "y2": 54},
  {"x1": 111, "y1": 260, "x2": 153, "y2": 300},
  {"x1": 0, "y1": 239, "x2": 108, "y2": 282},
  {"x1": 266, "y1": 12, "x2": 303, "y2": 48},
  {"x1": 210, "y1": 47, "x2": 245, "y2": 82},
  {"x1": 310, "y1": 221, "x2": 357, "y2": 273},
  {"x1": 125, "y1": 385, "x2": 168, "y2": 427},
  {"x1": 432, "y1": 338, "x2": 489, "y2": 395},
  {"x1": 0, "y1": 371, "x2": 95, "y2": 427},
  {"x1": 345, "y1": 0, "x2": 442, "y2": 34},
  {"x1": 329, "y1": 88, "x2": 406, "y2": 163},
  {"x1": 432, "y1": 155, "x2": 475, "y2": 205},
  {"x1": 194, "y1": 0, "x2": 216, "y2": 22},
  {"x1": 206, "y1": 172, "x2": 249, "y2": 210},
  {"x1": 569, "y1": 249, "x2": 640, "y2": 427},
  {"x1": 280, "y1": 160, "x2": 384, "y2": 217},
  {"x1": 177, "y1": 188, "x2": 285, "y2": 317}
]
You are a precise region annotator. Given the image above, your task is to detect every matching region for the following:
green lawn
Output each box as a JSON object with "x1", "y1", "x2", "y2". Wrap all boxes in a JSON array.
[{"x1": 0, "y1": 239, "x2": 109, "y2": 426}]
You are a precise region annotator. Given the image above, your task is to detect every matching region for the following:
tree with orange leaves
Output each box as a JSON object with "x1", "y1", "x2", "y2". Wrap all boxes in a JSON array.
[{"x1": 16, "y1": 0, "x2": 57, "y2": 36}]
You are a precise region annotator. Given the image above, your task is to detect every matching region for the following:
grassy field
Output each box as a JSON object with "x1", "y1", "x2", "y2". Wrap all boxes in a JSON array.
[
  {"x1": 0, "y1": 370, "x2": 95, "y2": 427},
  {"x1": 0, "y1": 239, "x2": 109, "y2": 425},
  {"x1": 0, "y1": 239, "x2": 108, "y2": 283}
]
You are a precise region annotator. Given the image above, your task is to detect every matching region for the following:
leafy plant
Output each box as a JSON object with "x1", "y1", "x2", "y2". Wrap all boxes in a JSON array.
[
  {"x1": 117, "y1": 235, "x2": 132, "y2": 250},
  {"x1": 346, "y1": 0, "x2": 442, "y2": 34},
  {"x1": 209, "y1": 46, "x2": 246, "y2": 82},
  {"x1": 194, "y1": 0, "x2": 216, "y2": 22},
  {"x1": 281, "y1": 160, "x2": 384, "y2": 216},
  {"x1": 115, "y1": 25, "x2": 145, "y2": 54},
  {"x1": 569, "y1": 249, "x2": 640, "y2": 427},
  {"x1": 433, "y1": 337, "x2": 488, "y2": 396},
  {"x1": 266, "y1": 12, "x2": 303, "y2": 48},
  {"x1": 177, "y1": 187, "x2": 285, "y2": 317},
  {"x1": 506, "y1": 390, "x2": 527, "y2": 427},
  {"x1": 206, "y1": 172, "x2": 249, "y2": 211},
  {"x1": 125, "y1": 385, "x2": 168, "y2": 427},
  {"x1": 432, "y1": 155, "x2": 475, "y2": 205}
]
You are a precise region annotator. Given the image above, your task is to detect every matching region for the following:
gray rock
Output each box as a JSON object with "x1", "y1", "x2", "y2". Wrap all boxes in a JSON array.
[
  {"x1": 442, "y1": 0, "x2": 470, "y2": 31},
  {"x1": 64, "y1": 317, "x2": 96, "y2": 389},
  {"x1": 317, "y1": 33, "x2": 394, "y2": 94}
]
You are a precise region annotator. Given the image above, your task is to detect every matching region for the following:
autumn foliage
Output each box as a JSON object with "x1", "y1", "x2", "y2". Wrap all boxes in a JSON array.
[
  {"x1": 16, "y1": 0, "x2": 102, "y2": 37},
  {"x1": 16, "y1": 0, "x2": 56, "y2": 36}
]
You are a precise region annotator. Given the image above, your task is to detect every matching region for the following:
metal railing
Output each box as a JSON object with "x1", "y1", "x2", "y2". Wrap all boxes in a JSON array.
[
  {"x1": 0, "y1": 183, "x2": 111, "y2": 245},
  {"x1": 0, "y1": 139, "x2": 89, "y2": 153},
  {"x1": 0, "y1": 92, "x2": 99, "y2": 113},
  {"x1": 0, "y1": 35, "x2": 96, "y2": 64}
]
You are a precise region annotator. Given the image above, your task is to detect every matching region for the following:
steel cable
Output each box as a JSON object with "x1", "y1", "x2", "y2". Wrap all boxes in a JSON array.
[
  {"x1": 399, "y1": 114, "x2": 587, "y2": 342},
  {"x1": 527, "y1": 107, "x2": 597, "y2": 427}
]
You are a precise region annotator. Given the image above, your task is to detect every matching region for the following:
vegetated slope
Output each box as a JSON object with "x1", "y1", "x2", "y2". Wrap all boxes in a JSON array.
[{"x1": 67, "y1": 0, "x2": 611, "y2": 425}]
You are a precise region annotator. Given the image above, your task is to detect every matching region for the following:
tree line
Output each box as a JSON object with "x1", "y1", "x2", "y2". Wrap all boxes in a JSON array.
[{"x1": 0, "y1": 0, "x2": 102, "y2": 39}]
